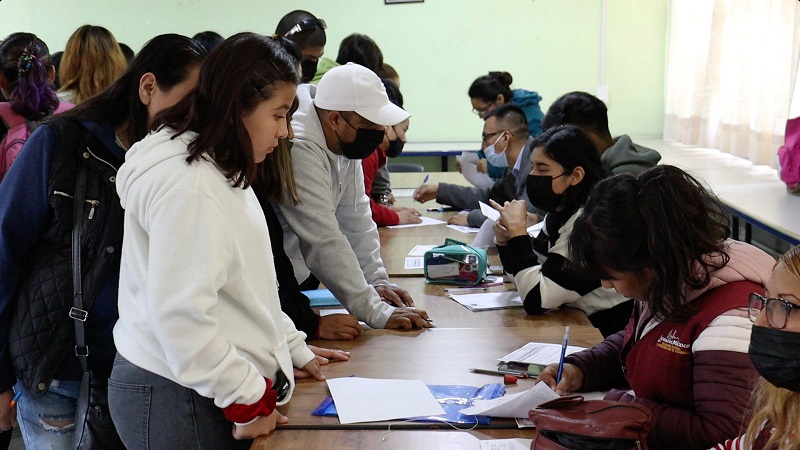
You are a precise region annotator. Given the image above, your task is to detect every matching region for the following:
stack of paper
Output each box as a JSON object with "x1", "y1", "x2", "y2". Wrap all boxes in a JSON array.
[
  {"x1": 459, "y1": 382, "x2": 559, "y2": 418},
  {"x1": 499, "y1": 342, "x2": 586, "y2": 365}
]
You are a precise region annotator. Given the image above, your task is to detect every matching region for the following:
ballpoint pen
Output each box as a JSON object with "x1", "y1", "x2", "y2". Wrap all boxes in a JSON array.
[
  {"x1": 469, "y1": 368, "x2": 529, "y2": 378},
  {"x1": 556, "y1": 326, "x2": 570, "y2": 384},
  {"x1": 426, "y1": 207, "x2": 458, "y2": 212},
  {"x1": 422, "y1": 174, "x2": 429, "y2": 184},
  {"x1": 9, "y1": 390, "x2": 21, "y2": 409},
  {"x1": 445, "y1": 287, "x2": 487, "y2": 292}
]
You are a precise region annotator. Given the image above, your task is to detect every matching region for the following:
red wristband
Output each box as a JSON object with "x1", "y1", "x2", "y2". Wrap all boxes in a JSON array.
[{"x1": 222, "y1": 377, "x2": 277, "y2": 424}]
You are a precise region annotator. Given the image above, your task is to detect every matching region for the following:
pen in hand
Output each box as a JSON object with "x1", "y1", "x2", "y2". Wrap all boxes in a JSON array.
[
  {"x1": 426, "y1": 207, "x2": 457, "y2": 212},
  {"x1": 9, "y1": 390, "x2": 21, "y2": 409},
  {"x1": 422, "y1": 174, "x2": 429, "y2": 184},
  {"x1": 556, "y1": 326, "x2": 570, "y2": 385}
]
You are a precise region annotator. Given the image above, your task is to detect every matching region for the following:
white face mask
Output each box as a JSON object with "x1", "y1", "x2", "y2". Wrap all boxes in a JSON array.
[{"x1": 483, "y1": 132, "x2": 508, "y2": 167}]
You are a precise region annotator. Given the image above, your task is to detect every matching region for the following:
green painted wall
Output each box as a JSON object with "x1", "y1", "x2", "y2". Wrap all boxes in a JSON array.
[{"x1": 0, "y1": 0, "x2": 667, "y2": 141}]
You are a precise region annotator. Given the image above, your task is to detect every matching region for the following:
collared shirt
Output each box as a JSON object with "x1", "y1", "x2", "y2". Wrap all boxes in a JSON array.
[{"x1": 511, "y1": 143, "x2": 526, "y2": 177}]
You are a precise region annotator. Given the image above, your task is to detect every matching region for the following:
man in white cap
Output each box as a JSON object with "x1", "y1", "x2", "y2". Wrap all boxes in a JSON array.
[{"x1": 276, "y1": 63, "x2": 431, "y2": 330}]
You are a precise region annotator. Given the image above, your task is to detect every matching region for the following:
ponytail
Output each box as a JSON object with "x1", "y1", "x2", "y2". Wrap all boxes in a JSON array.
[{"x1": 0, "y1": 33, "x2": 59, "y2": 121}]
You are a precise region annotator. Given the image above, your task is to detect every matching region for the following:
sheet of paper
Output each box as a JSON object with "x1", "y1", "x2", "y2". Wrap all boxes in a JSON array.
[
  {"x1": 327, "y1": 377, "x2": 445, "y2": 424},
  {"x1": 318, "y1": 309, "x2": 367, "y2": 328},
  {"x1": 386, "y1": 216, "x2": 446, "y2": 229},
  {"x1": 480, "y1": 438, "x2": 534, "y2": 450},
  {"x1": 471, "y1": 218, "x2": 496, "y2": 248},
  {"x1": 404, "y1": 257, "x2": 424, "y2": 269},
  {"x1": 459, "y1": 382, "x2": 559, "y2": 418},
  {"x1": 392, "y1": 188, "x2": 415, "y2": 198},
  {"x1": 499, "y1": 342, "x2": 586, "y2": 365},
  {"x1": 479, "y1": 201, "x2": 501, "y2": 222},
  {"x1": 527, "y1": 221, "x2": 544, "y2": 238},
  {"x1": 457, "y1": 152, "x2": 496, "y2": 188},
  {"x1": 449, "y1": 291, "x2": 522, "y2": 311},
  {"x1": 408, "y1": 244, "x2": 438, "y2": 256},
  {"x1": 446, "y1": 224, "x2": 479, "y2": 234}
]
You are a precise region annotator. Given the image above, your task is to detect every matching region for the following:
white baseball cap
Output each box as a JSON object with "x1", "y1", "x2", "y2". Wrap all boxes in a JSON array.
[{"x1": 314, "y1": 62, "x2": 411, "y2": 126}]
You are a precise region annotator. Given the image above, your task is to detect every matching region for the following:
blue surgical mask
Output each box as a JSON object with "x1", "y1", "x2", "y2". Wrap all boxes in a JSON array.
[{"x1": 483, "y1": 132, "x2": 508, "y2": 167}]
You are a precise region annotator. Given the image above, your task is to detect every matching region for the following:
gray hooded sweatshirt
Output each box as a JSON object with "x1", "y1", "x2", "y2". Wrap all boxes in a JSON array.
[{"x1": 275, "y1": 84, "x2": 393, "y2": 328}]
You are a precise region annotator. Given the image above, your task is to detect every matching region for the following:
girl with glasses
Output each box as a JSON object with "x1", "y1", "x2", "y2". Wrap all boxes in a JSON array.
[
  {"x1": 538, "y1": 165, "x2": 775, "y2": 449},
  {"x1": 712, "y1": 245, "x2": 800, "y2": 450}
]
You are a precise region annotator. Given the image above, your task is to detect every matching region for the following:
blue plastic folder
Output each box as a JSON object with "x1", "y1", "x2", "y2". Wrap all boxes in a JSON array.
[
  {"x1": 312, "y1": 383, "x2": 505, "y2": 425},
  {"x1": 302, "y1": 288, "x2": 342, "y2": 308}
]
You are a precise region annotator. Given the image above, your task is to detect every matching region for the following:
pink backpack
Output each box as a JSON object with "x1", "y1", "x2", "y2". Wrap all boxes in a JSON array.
[
  {"x1": 0, "y1": 101, "x2": 72, "y2": 182},
  {"x1": 778, "y1": 116, "x2": 800, "y2": 194}
]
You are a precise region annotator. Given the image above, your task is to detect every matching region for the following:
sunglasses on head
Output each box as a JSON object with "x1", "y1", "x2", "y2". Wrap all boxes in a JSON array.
[{"x1": 284, "y1": 18, "x2": 327, "y2": 38}]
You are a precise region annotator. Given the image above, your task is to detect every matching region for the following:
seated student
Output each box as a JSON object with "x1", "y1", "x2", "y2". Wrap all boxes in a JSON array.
[
  {"x1": 311, "y1": 33, "x2": 384, "y2": 84},
  {"x1": 542, "y1": 91, "x2": 661, "y2": 175},
  {"x1": 276, "y1": 62, "x2": 431, "y2": 330},
  {"x1": 362, "y1": 79, "x2": 420, "y2": 226},
  {"x1": 712, "y1": 245, "x2": 800, "y2": 450},
  {"x1": 467, "y1": 71, "x2": 544, "y2": 179},
  {"x1": 57, "y1": 25, "x2": 127, "y2": 104},
  {"x1": 109, "y1": 33, "x2": 344, "y2": 446},
  {"x1": 276, "y1": 10, "x2": 327, "y2": 83},
  {"x1": 413, "y1": 105, "x2": 535, "y2": 228},
  {"x1": 371, "y1": 63, "x2": 401, "y2": 207},
  {"x1": 192, "y1": 31, "x2": 224, "y2": 53},
  {"x1": 538, "y1": 165, "x2": 775, "y2": 450},
  {"x1": 491, "y1": 125, "x2": 632, "y2": 337},
  {"x1": 253, "y1": 75, "x2": 361, "y2": 341},
  {"x1": 0, "y1": 32, "x2": 73, "y2": 182}
]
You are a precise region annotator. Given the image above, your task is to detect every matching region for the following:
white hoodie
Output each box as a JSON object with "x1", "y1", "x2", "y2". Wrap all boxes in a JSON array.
[
  {"x1": 115, "y1": 128, "x2": 314, "y2": 409},
  {"x1": 275, "y1": 84, "x2": 394, "y2": 328}
]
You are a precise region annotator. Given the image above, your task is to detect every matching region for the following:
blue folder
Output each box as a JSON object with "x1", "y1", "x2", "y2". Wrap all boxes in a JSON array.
[{"x1": 302, "y1": 288, "x2": 342, "y2": 308}]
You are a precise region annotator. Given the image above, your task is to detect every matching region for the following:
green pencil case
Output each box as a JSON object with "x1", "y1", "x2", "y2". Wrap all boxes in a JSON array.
[{"x1": 423, "y1": 238, "x2": 488, "y2": 286}]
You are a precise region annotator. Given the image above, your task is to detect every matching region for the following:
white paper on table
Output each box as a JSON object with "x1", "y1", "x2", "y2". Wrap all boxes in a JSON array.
[
  {"x1": 479, "y1": 201, "x2": 501, "y2": 222},
  {"x1": 318, "y1": 309, "x2": 367, "y2": 328},
  {"x1": 499, "y1": 342, "x2": 586, "y2": 365},
  {"x1": 326, "y1": 377, "x2": 445, "y2": 424},
  {"x1": 459, "y1": 382, "x2": 559, "y2": 418},
  {"x1": 446, "y1": 224, "x2": 479, "y2": 234},
  {"x1": 404, "y1": 256, "x2": 424, "y2": 269},
  {"x1": 471, "y1": 218, "x2": 495, "y2": 248},
  {"x1": 527, "y1": 221, "x2": 545, "y2": 238},
  {"x1": 449, "y1": 291, "x2": 522, "y2": 311},
  {"x1": 392, "y1": 188, "x2": 415, "y2": 198},
  {"x1": 457, "y1": 152, "x2": 496, "y2": 188},
  {"x1": 408, "y1": 244, "x2": 438, "y2": 256},
  {"x1": 480, "y1": 438, "x2": 534, "y2": 450},
  {"x1": 386, "y1": 216, "x2": 446, "y2": 229}
]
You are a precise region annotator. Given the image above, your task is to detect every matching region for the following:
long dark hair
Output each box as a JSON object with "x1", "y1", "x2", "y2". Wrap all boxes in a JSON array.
[
  {"x1": 60, "y1": 34, "x2": 206, "y2": 147},
  {"x1": 0, "y1": 33, "x2": 59, "y2": 121},
  {"x1": 532, "y1": 125, "x2": 605, "y2": 214},
  {"x1": 569, "y1": 165, "x2": 731, "y2": 321},
  {"x1": 468, "y1": 71, "x2": 513, "y2": 103},
  {"x1": 156, "y1": 32, "x2": 300, "y2": 189},
  {"x1": 336, "y1": 34, "x2": 383, "y2": 73}
]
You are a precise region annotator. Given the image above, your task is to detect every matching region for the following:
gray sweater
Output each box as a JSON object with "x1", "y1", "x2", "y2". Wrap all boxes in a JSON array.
[{"x1": 275, "y1": 84, "x2": 394, "y2": 328}]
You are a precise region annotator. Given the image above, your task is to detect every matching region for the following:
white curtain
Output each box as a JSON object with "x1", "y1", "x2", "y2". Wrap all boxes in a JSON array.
[{"x1": 664, "y1": 0, "x2": 800, "y2": 166}]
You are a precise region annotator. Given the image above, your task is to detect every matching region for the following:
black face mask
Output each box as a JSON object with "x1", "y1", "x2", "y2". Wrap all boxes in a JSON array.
[
  {"x1": 526, "y1": 174, "x2": 567, "y2": 213},
  {"x1": 385, "y1": 139, "x2": 405, "y2": 158},
  {"x1": 749, "y1": 324, "x2": 800, "y2": 392},
  {"x1": 337, "y1": 115, "x2": 384, "y2": 160},
  {"x1": 300, "y1": 59, "x2": 318, "y2": 83}
]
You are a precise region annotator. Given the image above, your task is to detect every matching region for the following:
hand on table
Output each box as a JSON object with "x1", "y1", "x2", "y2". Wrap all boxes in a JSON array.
[
  {"x1": 317, "y1": 314, "x2": 361, "y2": 340},
  {"x1": 232, "y1": 410, "x2": 288, "y2": 440},
  {"x1": 385, "y1": 307, "x2": 433, "y2": 330},
  {"x1": 537, "y1": 363, "x2": 584, "y2": 395},
  {"x1": 489, "y1": 199, "x2": 529, "y2": 238},
  {"x1": 293, "y1": 355, "x2": 325, "y2": 380},
  {"x1": 375, "y1": 285, "x2": 414, "y2": 307},
  {"x1": 412, "y1": 184, "x2": 438, "y2": 203},
  {"x1": 447, "y1": 212, "x2": 469, "y2": 226},
  {"x1": 394, "y1": 209, "x2": 422, "y2": 224},
  {"x1": 476, "y1": 159, "x2": 488, "y2": 174}
]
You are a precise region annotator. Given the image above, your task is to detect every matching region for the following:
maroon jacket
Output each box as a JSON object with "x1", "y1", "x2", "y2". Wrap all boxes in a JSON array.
[{"x1": 566, "y1": 280, "x2": 763, "y2": 450}]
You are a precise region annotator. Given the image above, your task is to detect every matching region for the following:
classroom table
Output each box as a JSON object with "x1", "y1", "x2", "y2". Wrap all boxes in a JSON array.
[
  {"x1": 400, "y1": 141, "x2": 481, "y2": 171},
  {"x1": 252, "y1": 326, "x2": 602, "y2": 449}
]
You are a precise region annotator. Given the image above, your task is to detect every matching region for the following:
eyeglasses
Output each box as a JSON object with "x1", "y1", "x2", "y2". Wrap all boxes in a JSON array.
[
  {"x1": 748, "y1": 292, "x2": 800, "y2": 329},
  {"x1": 472, "y1": 103, "x2": 495, "y2": 117},
  {"x1": 284, "y1": 18, "x2": 327, "y2": 38},
  {"x1": 481, "y1": 130, "x2": 503, "y2": 142}
]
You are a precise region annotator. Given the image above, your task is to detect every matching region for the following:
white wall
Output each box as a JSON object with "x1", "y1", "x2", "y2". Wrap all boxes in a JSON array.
[{"x1": 0, "y1": 0, "x2": 668, "y2": 141}]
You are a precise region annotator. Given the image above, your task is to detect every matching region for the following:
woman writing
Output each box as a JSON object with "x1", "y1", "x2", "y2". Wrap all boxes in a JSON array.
[
  {"x1": 492, "y1": 125, "x2": 632, "y2": 337},
  {"x1": 539, "y1": 165, "x2": 775, "y2": 449},
  {"x1": 110, "y1": 33, "x2": 337, "y2": 447}
]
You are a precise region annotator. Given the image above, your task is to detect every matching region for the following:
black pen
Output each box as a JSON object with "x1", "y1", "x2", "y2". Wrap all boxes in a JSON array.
[
  {"x1": 469, "y1": 368, "x2": 529, "y2": 378},
  {"x1": 426, "y1": 207, "x2": 458, "y2": 212}
]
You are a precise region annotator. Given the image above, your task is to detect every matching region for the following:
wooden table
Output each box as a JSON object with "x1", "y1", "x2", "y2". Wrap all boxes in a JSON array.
[{"x1": 252, "y1": 326, "x2": 602, "y2": 448}]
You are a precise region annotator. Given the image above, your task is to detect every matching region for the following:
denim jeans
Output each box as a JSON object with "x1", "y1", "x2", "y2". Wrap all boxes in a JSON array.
[
  {"x1": 15, "y1": 378, "x2": 81, "y2": 450},
  {"x1": 108, "y1": 354, "x2": 251, "y2": 450}
]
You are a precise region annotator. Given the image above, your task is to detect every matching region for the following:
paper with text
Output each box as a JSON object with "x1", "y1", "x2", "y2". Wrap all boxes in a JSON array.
[
  {"x1": 327, "y1": 377, "x2": 445, "y2": 424},
  {"x1": 500, "y1": 342, "x2": 586, "y2": 365},
  {"x1": 449, "y1": 291, "x2": 522, "y2": 311},
  {"x1": 459, "y1": 382, "x2": 559, "y2": 418},
  {"x1": 480, "y1": 438, "x2": 534, "y2": 450},
  {"x1": 404, "y1": 257, "x2": 424, "y2": 269}
]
